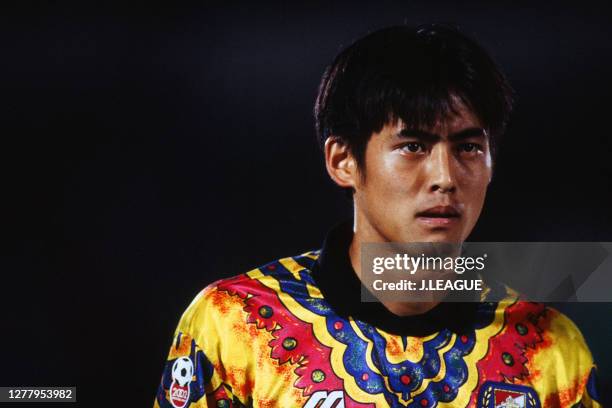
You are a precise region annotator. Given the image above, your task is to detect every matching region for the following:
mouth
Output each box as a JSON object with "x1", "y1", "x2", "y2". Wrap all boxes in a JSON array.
[{"x1": 415, "y1": 205, "x2": 462, "y2": 227}]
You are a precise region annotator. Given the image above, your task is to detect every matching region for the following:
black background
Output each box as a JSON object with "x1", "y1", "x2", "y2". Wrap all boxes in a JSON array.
[{"x1": 3, "y1": 2, "x2": 612, "y2": 407}]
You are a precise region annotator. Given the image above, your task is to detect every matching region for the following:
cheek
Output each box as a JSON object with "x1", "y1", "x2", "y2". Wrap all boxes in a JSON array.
[
  {"x1": 459, "y1": 157, "x2": 491, "y2": 191},
  {"x1": 371, "y1": 153, "x2": 422, "y2": 196},
  {"x1": 358, "y1": 153, "x2": 419, "y2": 217},
  {"x1": 461, "y1": 168, "x2": 490, "y2": 215}
]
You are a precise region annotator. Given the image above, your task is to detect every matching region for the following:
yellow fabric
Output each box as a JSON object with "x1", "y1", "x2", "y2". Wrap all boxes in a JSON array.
[{"x1": 155, "y1": 262, "x2": 601, "y2": 408}]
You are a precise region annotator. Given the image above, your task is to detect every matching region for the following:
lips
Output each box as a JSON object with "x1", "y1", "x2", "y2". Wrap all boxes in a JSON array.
[
  {"x1": 416, "y1": 205, "x2": 461, "y2": 217},
  {"x1": 415, "y1": 205, "x2": 461, "y2": 227}
]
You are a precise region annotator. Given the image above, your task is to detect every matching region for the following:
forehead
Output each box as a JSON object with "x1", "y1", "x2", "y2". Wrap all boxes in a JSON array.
[{"x1": 400, "y1": 99, "x2": 483, "y2": 136}]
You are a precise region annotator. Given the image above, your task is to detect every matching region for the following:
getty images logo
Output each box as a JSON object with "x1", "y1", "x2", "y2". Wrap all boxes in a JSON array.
[{"x1": 303, "y1": 390, "x2": 345, "y2": 408}]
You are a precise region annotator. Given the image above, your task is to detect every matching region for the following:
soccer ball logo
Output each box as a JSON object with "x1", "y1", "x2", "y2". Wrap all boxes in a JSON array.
[
  {"x1": 169, "y1": 357, "x2": 193, "y2": 408},
  {"x1": 172, "y1": 357, "x2": 194, "y2": 386}
]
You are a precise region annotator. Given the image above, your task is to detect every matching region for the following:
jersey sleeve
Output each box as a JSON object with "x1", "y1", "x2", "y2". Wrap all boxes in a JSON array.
[
  {"x1": 554, "y1": 311, "x2": 602, "y2": 408},
  {"x1": 153, "y1": 283, "x2": 250, "y2": 408},
  {"x1": 577, "y1": 366, "x2": 602, "y2": 408},
  {"x1": 526, "y1": 307, "x2": 602, "y2": 407}
]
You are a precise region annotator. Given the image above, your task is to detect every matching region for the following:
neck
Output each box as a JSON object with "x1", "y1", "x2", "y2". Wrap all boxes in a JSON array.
[{"x1": 348, "y1": 212, "x2": 442, "y2": 317}]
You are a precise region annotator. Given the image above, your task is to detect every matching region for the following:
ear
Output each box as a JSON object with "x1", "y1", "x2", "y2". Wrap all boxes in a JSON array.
[{"x1": 324, "y1": 137, "x2": 359, "y2": 189}]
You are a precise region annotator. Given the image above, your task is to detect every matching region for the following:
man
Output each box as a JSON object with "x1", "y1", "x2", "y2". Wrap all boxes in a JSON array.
[{"x1": 154, "y1": 25, "x2": 601, "y2": 407}]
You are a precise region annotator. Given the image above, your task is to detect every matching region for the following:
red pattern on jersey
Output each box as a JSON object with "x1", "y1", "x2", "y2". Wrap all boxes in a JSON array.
[{"x1": 469, "y1": 301, "x2": 547, "y2": 406}]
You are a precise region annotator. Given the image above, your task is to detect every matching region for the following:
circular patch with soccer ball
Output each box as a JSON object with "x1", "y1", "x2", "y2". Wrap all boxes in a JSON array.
[{"x1": 169, "y1": 357, "x2": 194, "y2": 408}]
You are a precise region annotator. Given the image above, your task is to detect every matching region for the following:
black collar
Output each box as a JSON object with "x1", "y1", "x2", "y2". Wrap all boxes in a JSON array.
[{"x1": 311, "y1": 221, "x2": 480, "y2": 337}]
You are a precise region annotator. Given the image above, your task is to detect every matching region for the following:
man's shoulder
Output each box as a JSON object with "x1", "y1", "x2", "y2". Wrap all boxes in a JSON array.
[
  {"x1": 508, "y1": 302, "x2": 598, "y2": 405},
  {"x1": 178, "y1": 250, "x2": 321, "y2": 331},
  {"x1": 540, "y1": 305, "x2": 590, "y2": 344},
  {"x1": 502, "y1": 300, "x2": 590, "y2": 348},
  {"x1": 206, "y1": 249, "x2": 320, "y2": 295},
  {"x1": 537, "y1": 305, "x2": 595, "y2": 368},
  {"x1": 487, "y1": 284, "x2": 592, "y2": 352},
  {"x1": 500, "y1": 300, "x2": 595, "y2": 377}
]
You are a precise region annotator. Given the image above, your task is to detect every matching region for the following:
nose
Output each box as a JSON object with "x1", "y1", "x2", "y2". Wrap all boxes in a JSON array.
[{"x1": 427, "y1": 144, "x2": 456, "y2": 193}]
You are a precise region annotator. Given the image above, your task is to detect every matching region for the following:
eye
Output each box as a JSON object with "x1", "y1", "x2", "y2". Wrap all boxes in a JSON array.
[
  {"x1": 400, "y1": 142, "x2": 426, "y2": 154},
  {"x1": 458, "y1": 143, "x2": 483, "y2": 154}
]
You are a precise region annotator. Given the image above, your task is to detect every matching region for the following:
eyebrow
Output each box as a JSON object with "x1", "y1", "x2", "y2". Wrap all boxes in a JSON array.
[{"x1": 396, "y1": 127, "x2": 487, "y2": 142}]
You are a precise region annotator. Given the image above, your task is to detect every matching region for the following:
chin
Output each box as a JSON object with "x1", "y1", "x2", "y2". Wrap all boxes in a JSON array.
[
  {"x1": 418, "y1": 229, "x2": 464, "y2": 243},
  {"x1": 389, "y1": 223, "x2": 465, "y2": 243}
]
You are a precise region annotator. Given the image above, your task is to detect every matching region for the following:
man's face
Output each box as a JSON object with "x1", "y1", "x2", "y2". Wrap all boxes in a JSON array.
[{"x1": 353, "y1": 103, "x2": 492, "y2": 243}]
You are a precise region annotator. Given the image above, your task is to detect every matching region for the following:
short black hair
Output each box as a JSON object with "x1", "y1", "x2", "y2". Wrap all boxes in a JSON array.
[{"x1": 314, "y1": 24, "x2": 514, "y2": 169}]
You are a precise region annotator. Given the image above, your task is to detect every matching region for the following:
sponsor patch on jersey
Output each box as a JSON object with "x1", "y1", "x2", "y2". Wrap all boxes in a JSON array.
[
  {"x1": 477, "y1": 381, "x2": 540, "y2": 408},
  {"x1": 303, "y1": 390, "x2": 345, "y2": 408},
  {"x1": 169, "y1": 357, "x2": 194, "y2": 408}
]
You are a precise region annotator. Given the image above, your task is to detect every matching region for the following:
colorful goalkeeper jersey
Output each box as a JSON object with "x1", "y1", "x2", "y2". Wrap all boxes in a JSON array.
[{"x1": 154, "y1": 223, "x2": 601, "y2": 408}]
